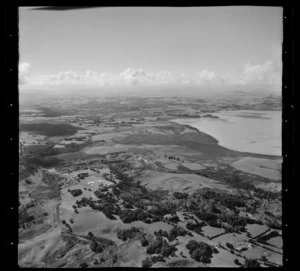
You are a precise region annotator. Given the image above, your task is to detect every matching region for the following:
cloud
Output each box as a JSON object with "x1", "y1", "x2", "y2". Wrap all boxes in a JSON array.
[
  {"x1": 19, "y1": 62, "x2": 31, "y2": 84},
  {"x1": 242, "y1": 61, "x2": 282, "y2": 85},
  {"x1": 118, "y1": 68, "x2": 178, "y2": 85},
  {"x1": 19, "y1": 60, "x2": 282, "y2": 90},
  {"x1": 195, "y1": 61, "x2": 281, "y2": 86},
  {"x1": 197, "y1": 70, "x2": 223, "y2": 85}
]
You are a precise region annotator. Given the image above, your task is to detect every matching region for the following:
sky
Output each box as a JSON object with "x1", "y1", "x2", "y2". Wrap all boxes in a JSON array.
[{"x1": 19, "y1": 6, "x2": 283, "y2": 92}]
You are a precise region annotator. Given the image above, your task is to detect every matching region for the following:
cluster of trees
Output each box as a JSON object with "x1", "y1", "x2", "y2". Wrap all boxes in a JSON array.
[
  {"x1": 149, "y1": 202, "x2": 177, "y2": 217},
  {"x1": 116, "y1": 227, "x2": 142, "y2": 241},
  {"x1": 19, "y1": 208, "x2": 35, "y2": 229},
  {"x1": 244, "y1": 259, "x2": 260, "y2": 268},
  {"x1": 224, "y1": 176, "x2": 280, "y2": 200},
  {"x1": 154, "y1": 229, "x2": 169, "y2": 239},
  {"x1": 109, "y1": 161, "x2": 173, "y2": 216},
  {"x1": 199, "y1": 189, "x2": 246, "y2": 209},
  {"x1": 257, "y1": 230, "x2": 280, "y2": 245},
  {"x1": 168, "y1": 226, "x2": 191, "y2": 240},
  {"x1": 146, "y1": 237, "x2": 177, "y2": 257},
  {"x1": 118, "y1": 208, "x2": 150, "y2": 224},
  {"x1": 26, "y1": 143, "x2": 84, "y2": 164},
  {"x1": 186, "y1": 221, "x2": 205, "y2": 234},
  {"x1": 167, "y1": 215, "x2": 181, "y2": 223},
  {"x1": 226, "y1": 242, "x2": 234, "y2": 249},
  {"x1": 36, "y1": 147, "x2": 60, "y2": 157},
  {"x1": 23, "y1": 156, "x2": 63, "y2": 168},
  {"x1": 266, "y1": 221, "x2": 282, "y2": 230},
  {"x1": 167, "y1": 155, "x2": 181, "y2": 161},
  {"x1": 173, "y1": 192, "x2": 189, "y2": 199},
  {"x1": 89, "y1": 240, "x2": 104, "y2": 253},
  {"x1": 218, "y1": 214, "x2": 256, "y2": 229},
  {"x1": 194, "y1": 211, "x2": 257, "y2": 232},
  {"x1": 61, "y1": 220, "x2": 72, "y2": 233},
  {"x1": 79, "y1": 262, "x2": 88, "y2": 268},
  {"x1": 86, "y1": 232, "x2": 115, "y2": 254},
  {"x1": 120, "y1": 194, "x2": 147, "y2": 210},
  {"x1": 123, "y1": 201, "x2": 133, "y2": 209},
  {"x1": 186, "y1": 240, "x2": 214, "y2": 263},
  {"x1": 195, "y1": 212, "x2": 218, "y2": 223},
  {"x1": 109, "y1": 163, "x2": 134, "y2": 183},
  {"x1": 141, "y1": 257, "x2": 153, "y2": 268},
  {"x1": 94, "y1": 190, "x2": 116, "y2": 204},
  {"x1": 150, "y1": 255, "x2": 166, "y2": 263},
  {"x1": 253, "y1": 187, "x2": 281, "y2": 200},
  {"x1": 141, "y1": 254, "x2": 166, "y2": 268},
  {"x1": 68, "y1": 189, "x2": 83, "y2": 197},
  {"x1": 154, "y1": 226, "x2": 190, "y2": 241},
  {"x1": 75, "y1": 197, "x2": 119, "y2": 220},
  {"x1": 41, "y1": 172, "x2": 64, "y2": 199}
]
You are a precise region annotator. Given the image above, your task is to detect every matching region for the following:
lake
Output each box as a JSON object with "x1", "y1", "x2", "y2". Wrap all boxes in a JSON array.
[{"x1": 171, "y1": 110, "x2": 281, "y2": 156}]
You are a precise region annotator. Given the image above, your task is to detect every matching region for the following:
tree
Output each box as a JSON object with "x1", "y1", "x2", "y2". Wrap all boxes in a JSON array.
[
  {"x1": 79, "y1": 262, "x2": 88, "y2": 268},
  {"x1": 261, "y1": 255, "x2": 267, "y2": 262},
  {"x1": 146, "y1": 238, "x2": 163, "y2": 254},
  {"x1": 226, "y1": 242, "x2": 234, "y2": 249},
  {"x1": 234, "y1": 259, "x2": 240, "y2": 265},
  {"x1": 160, "y1": 243, "x2": 176, "y2": 257},
  {"x1": 186, "y1": 240, "x2": 199, "y2": 251},
  {"x1": 244, "y1": 259, "x2": 260, "y2": 268},
  {"x1": 89, "y1": 240, "x2": 98, "y2": 252},
  {"x1": 87, "y1": 232, "x2": 94, "y2": 239},
  {"x1": 141, "y1": 239, "x2": 149, "y2": 247},
  {"x1": 141, "y1": 257, "x2": 152, "y2": 268}
]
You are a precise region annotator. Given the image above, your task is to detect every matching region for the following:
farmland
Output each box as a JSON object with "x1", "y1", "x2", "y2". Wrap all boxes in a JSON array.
[{"x1": 18, "y1": 95, "x2": 282, "y2": 268}]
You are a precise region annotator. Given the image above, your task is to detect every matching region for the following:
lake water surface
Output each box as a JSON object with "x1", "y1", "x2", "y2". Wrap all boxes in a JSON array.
[{"x1": 171, "y1": 110, "x2": 281, "y2": 156}]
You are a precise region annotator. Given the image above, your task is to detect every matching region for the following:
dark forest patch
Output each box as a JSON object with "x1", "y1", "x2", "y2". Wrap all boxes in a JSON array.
[{"x1": 20, "y1": 123, "x2": 82, "y2": 137}]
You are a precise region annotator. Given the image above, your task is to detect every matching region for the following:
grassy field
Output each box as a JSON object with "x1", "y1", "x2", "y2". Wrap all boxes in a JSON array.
[
  {"x1": 231, "y1": 157, "x2": 281, "y2": 181},
  {"x1": 140, "y1": 170, "x2": 231, "y2": 193},
  {"x1": 201, "y1": 226, "x2": 225, "y2": 238},
  {"x1": 246, "y1": 224, "x2": 269, "y2": 238},
  {"x1": 267, "y1": 236, "x2": 283, "y2": 248}
]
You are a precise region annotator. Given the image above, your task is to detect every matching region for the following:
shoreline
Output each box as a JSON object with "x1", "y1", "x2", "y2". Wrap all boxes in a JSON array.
[{"x1": 170, "y1": 119, "x2": 282, "y2": 160}]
